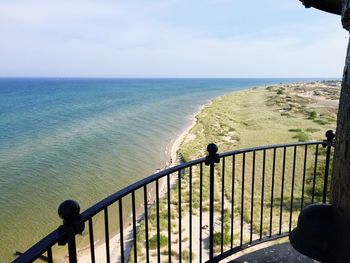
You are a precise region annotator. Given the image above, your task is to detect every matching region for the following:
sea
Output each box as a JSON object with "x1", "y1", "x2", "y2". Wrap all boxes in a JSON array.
[{"x1": 0, "y1": 78, "x2": 311, "y2": 261}]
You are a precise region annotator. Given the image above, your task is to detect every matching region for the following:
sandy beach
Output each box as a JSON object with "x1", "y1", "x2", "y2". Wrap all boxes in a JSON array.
[
  {"x1": 76, "y1": 104, "x2": 206, "y2": 262},
  {"x1": 72, "y1": 80, "x2": 340, "y2": 262}
]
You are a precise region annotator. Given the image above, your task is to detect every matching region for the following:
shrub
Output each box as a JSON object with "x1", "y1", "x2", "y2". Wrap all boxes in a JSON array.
[
  {"x1": 213, "y1": 232, "x2": 231, "y2": 247},
  {"x1": 182, "y1": 250, "x2": 195, "y2": 262},
  {"x1": 288, "y1": 128, "x2": 302, "y2": 132},
  {"x1": 306, "y1": 128, "x2": 321, "y2": 133},
  {"x1": 281, "y1": 113, "x2": 291, "y2": 117},
  {"x1": 292, "y1": 132, "x2": 309, "y2": 142},
  {"x1": 313, "y1": 119, "x2": 328, "y2": 125},
  {"x1": 309, "y1": 111, "x2": 317, "y2": 119},
  {"x1": 149, "y1": 234, "x2": 168, "y2": 249}
]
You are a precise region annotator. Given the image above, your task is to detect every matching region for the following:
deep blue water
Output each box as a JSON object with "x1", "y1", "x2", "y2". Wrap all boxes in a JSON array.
[{"x1": 0, "y1": 78, "x2": 311, "y2": 260}]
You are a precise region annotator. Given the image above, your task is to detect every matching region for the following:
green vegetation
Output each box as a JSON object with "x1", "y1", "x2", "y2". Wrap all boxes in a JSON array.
[
  {"x1": 288, "y1": 128, "x2": 302, "y2": 132},
  {"x1": 309, "y1": 111, "x2": 317, "y2": 119},
  {"x1": 182, "y1": 250, "x2": 195, "y2": 262},
  {"x1": 179, "y1": 85, "x2": 337, "y2": 160},
  {"x1": 292, "y1": 131, "x2": 309, "y2": 142},
  {"x1": 149, "y1": 234, "x2": 168, "y2": 249},
  {"x1": 131, "y1": 82, "x2": 338, "y2": 262},
  {"x1": 176, "y1": 83, "x2": 337, "y2": 250},
  {"x1": 213, "y1": 232, "x2": 231, "y2": 247},
  {"x1": 306, "y1": 128, "x2": 321, "y2": 133},
  {"x1": 277, "y1": 89, "x2": 283, "y2": 95}
]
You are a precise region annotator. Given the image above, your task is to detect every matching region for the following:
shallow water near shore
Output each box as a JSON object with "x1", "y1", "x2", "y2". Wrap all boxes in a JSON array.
[{"x1": 0, "y1": 78, "x2": 310, "y2": 260}]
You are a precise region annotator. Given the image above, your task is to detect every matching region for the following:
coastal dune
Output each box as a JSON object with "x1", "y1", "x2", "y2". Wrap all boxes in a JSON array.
[{"x1": 59, "y1": 80, "x2": 340, "y2": 262}]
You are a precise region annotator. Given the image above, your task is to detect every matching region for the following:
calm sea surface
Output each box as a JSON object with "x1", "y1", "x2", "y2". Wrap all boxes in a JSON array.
[{"x1": 0, "y1": 78, "x2": 309, "y2": 260}]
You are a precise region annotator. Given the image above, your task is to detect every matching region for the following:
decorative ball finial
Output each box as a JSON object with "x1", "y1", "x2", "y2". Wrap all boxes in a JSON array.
[
  {"x1": 205, "y1": 143, "x2": 220, "y2": 166},
  {"x1": 58, "y1": 200, "x2": 80, "y2": 223},
  {"x1": 325, "y1": 130, "x2": 335, "y2": 142},
  {"x1": 207, "y1": 143, "x2": 218, "y2": 156}
]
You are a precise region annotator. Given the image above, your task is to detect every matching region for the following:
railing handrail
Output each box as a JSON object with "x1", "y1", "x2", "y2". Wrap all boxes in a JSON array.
[
  {"x1": 13, "y1": 136, "x2": 335, "y2": 263},
  {"x1": 80, "y1": 157, "x2": 206, "y2": 221},
  {"x1": 81, "y1": 140, "x2": 325, "y2": 221},
  {"x1": 219, "y1": 140, "x2": 323, "y2": 158},
  {"x1": 13, "y1": 229, "x2": 61, "y2": 263}
]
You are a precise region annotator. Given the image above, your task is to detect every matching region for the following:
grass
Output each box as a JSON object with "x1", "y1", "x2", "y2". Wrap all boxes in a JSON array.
[
  {"x1": 213, "y1": 232, "x2": 231, "y2": 247},
  {"x1": 149, "y1": 234, "x2": 168, "y2": 249},
  {"x1": 288, "y1": 128, "x2": 302, "y2": 132},
  {"x1": 176, "y1": 84, "x2": 337, "y2": 245},
  {"x1": 182, "y1": 250, "x2": 195, "y2": 262},
  {"x1": 309, "y1": 111, "x2": 317, "y2": 119},
  {"x1": 292, "y1": 131, "x2": 309, "y2": 142},
  {"x1": 130, "y1": 82, "x2": 338, "y2": 262},
  {"x1": 179, "y1": 87, "x2": 336, "y2": 160}
]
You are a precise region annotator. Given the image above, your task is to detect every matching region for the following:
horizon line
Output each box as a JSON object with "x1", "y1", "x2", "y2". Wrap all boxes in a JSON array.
[{"x1": 0, "y1": 76, "x2": 342, "y2": 80}]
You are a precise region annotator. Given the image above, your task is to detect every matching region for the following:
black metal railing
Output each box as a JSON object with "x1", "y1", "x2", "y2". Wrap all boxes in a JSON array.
[{"x1": 13, "y1": 131, "x2": 335, "y2": 263}]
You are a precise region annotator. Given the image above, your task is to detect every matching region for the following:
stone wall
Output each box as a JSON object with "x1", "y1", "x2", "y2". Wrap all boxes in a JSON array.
[
  {"x1": 327, "y1": 1, "x2": 350, "y2": 261},
  {"x1": 331, "y1": 0, "x2": 350, "y2": 222}
]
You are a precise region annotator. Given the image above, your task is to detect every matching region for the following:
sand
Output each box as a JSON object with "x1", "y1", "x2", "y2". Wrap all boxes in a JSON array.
[
  {"x1": 76, "y1": 105, "x2": 206, "y2": 262},
  {"x1": 61, "y1": 80, "x2": 341, "y2": 262}
]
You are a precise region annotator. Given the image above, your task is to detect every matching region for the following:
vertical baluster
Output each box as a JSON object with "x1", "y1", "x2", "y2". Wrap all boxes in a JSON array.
[
  {"x1": 312, "y1": 144, "x2": 319, "y2": 203},
  {"x1": 67, "y1": 240, "x2": 77, "y2": 263},
  {"x1": 301, "y1": 145, "x2": 308, "y2": 210},
  {"x1": 104, "y1": 207, "x2": 110, "y2": 263},
  {"x1": 260, "y1": 150, "x2": 266, "y2": 240},
  {"x1": 47, "y1": 248, "x2": 53, "y2": 263},
  {"x1": 289, "y1": 146, "x2": 297, "y2": 233},
  {"x1": 199, "y1": 163, "x2": 203, "y2": 263},
  {"x1": 279, "y1": 147, "x2": 286, "y2": 235},
  {"x1": 167, "y1": 174, "x2": 172, "y2": 263},
  {"x1": 144, "y1": 185, "x2": 150, "y2": 263},
  {"x1": 250, "y1": 151, "x2": 256, "y2": 244},
  {"x1": 88, "y1": 218, "x2": 95, "y2": 263},
  {"x1": 205, "y1": 143, "x2": 220, "y2": 260},
  {"x1": 230, "y1": 155, "x2": 235, "y2": 249},
  {"x1": 156, "y1": 179, "x2": 160, "y2": 263},
  {"x1": 119, "y1": 199, "x2": 124, "y2": 263},
  {"x1": 269, "y1": 148, "x2": 276, "y2": 237},
  {"x1": 132, "y1": 191, "x2": 137, "y2": 263},
  {"x1": 189, "y1": 166, "x2": 193, "y2": 262},
  {"x1": 209, "y1": 154, "x2": 215, "y2": 259},
  {"x1": 240, "y1": 153, "x2": 245, "y2": 246},
  {"x1": 178, "y1": 170, "x2": 182, "y2": 263},
  {"x1": 58, "y1": 200, "x2": 83, "y2": 263},
  {"x1": 221, "y1": 157, "x2": 225, "y2": 254},
  {"x1": 323, "y1": 130, "x2": 335, "y2": 203}
]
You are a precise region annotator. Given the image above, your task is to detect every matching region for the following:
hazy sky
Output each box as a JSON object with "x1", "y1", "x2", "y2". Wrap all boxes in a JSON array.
[{"x1": 0, "y1": 0, "x2": 348, "y2": 78}]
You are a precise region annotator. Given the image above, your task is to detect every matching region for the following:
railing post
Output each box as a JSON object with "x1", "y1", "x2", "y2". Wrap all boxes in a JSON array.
[
  {"x1": 205, "y1": 143, "x2": 220, "y2": 261},
  {"x1": 322, "y1": 130, "x2": 335, "y2": 203},
  {"x1": 57, "y1": 200, "x2": 85, "y2": 263}
]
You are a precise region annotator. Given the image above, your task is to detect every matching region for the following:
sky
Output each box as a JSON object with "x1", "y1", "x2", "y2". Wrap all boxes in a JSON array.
[{"x1": 0, "y1": 0, "x2": 348, "y2": 78}]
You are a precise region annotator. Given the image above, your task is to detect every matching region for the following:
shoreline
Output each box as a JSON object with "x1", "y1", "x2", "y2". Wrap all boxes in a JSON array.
[
  {"x1": 77, "y1": 84, "x2": 272, "y2": 262},
  {"x1": 170, "y1": 104, "x2": 206, "y2": 166},
  {"x1": 10, "y1": 79, "x2": 341, "y2": 262},
  {"x1": 54, "y1": 79, "x2": 340, "y2": 262},
  {"x1": 78, "y1": 100, "x2": 211, "y2": 262}
]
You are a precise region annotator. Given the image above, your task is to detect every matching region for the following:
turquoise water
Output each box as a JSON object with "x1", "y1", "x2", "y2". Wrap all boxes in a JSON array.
[{"x1": 0, "y1": 78, "x2": 307, "y2": 260}]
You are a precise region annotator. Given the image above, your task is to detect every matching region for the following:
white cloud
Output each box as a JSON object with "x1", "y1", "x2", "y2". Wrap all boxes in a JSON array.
[{"x1": 0, "y1": 0, "x2": 348, "y2": 77}]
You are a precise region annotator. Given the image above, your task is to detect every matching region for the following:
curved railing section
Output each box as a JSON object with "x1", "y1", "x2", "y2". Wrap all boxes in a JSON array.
[{"x1": 13, "y1": 131, "x2": 335, "y2": 263}]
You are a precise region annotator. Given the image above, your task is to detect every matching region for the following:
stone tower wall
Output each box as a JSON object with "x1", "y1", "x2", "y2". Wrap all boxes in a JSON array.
[{"x1": 331, "y1": 0, "x2": 350, "y2": 221}]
